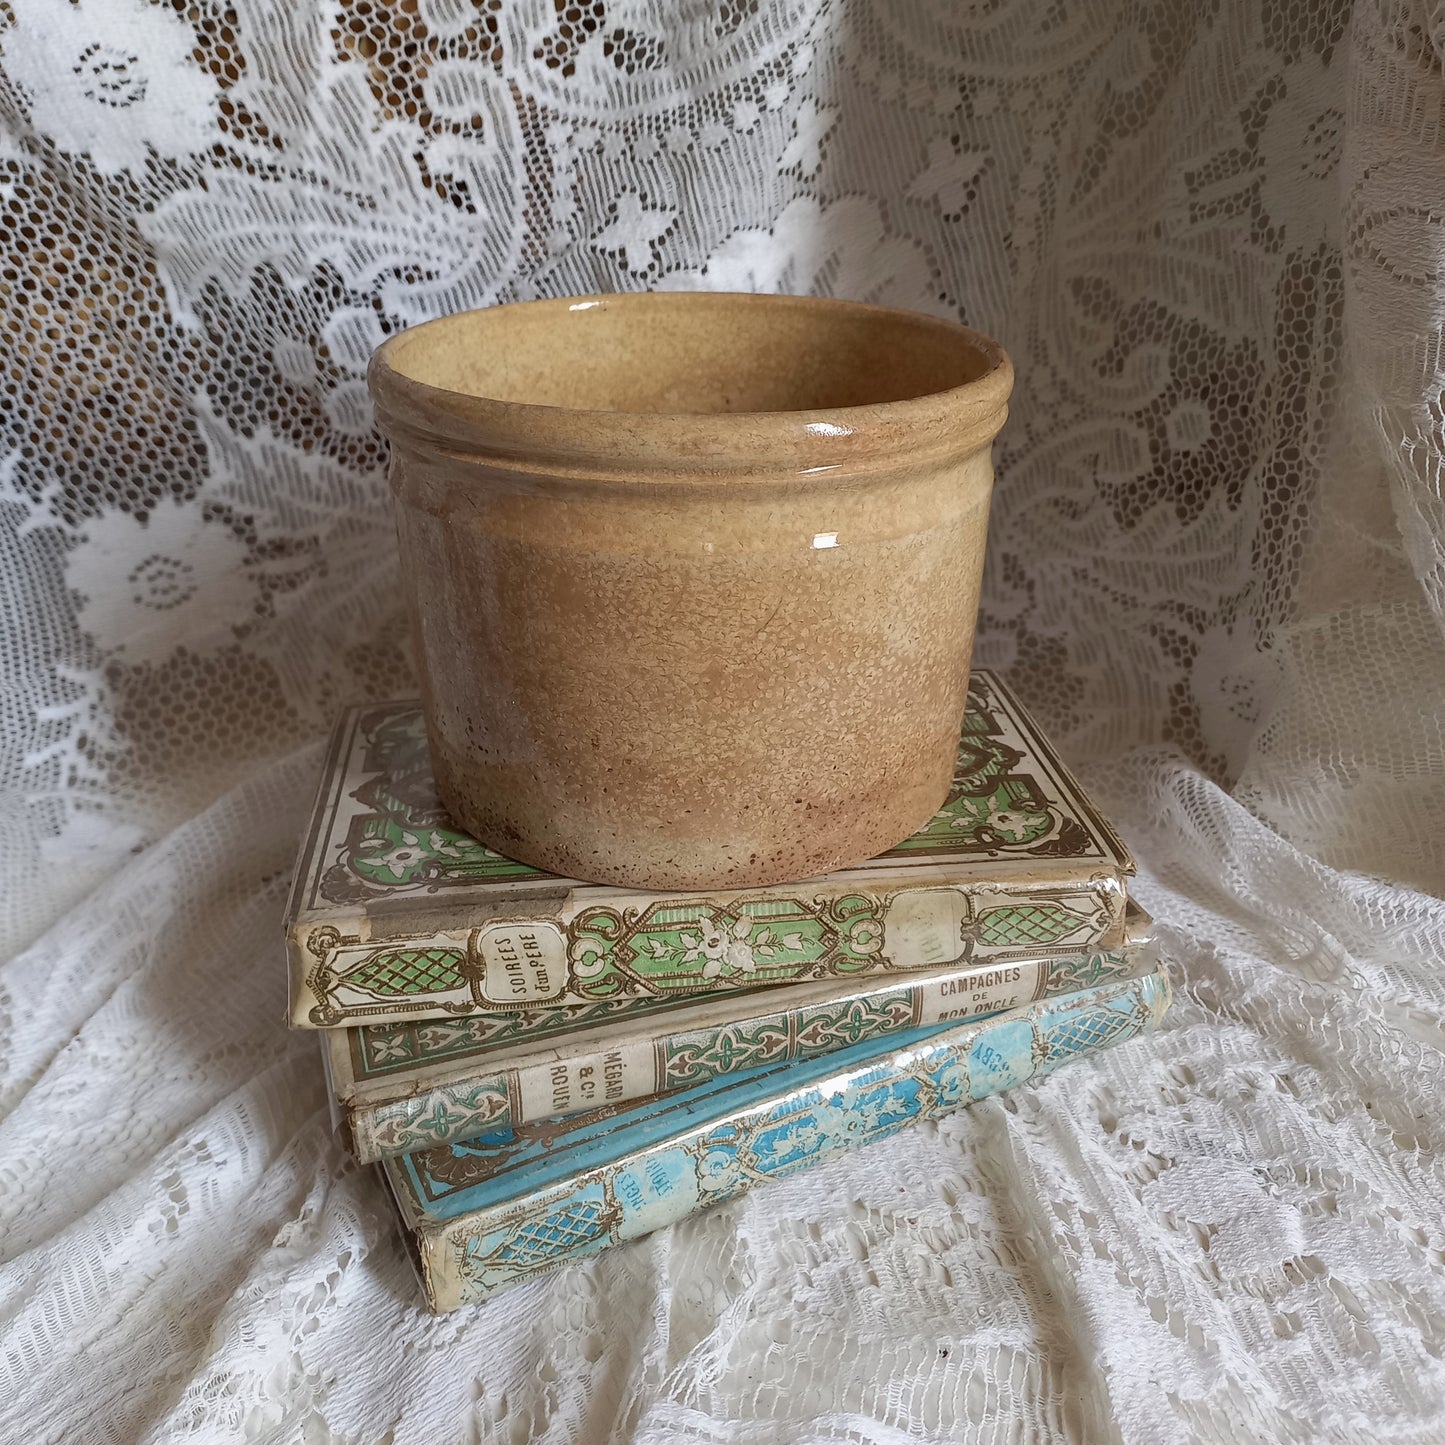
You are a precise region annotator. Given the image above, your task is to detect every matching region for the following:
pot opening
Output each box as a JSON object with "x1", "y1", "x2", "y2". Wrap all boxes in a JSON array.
[{"x1": 380, "y1": 292, "x2": 1001, "y2": 418}]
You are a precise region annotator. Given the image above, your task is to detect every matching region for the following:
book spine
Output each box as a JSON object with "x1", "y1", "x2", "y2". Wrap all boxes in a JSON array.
[
  {"x1": 409, "y1": 967, "x2": 1171, "y2": 1312},
  {"x1": 347, "y1": 939, "x2": 1158, "y2": 1162},
  {"x1": 292, "y1": 871, "x2": 1130, "y2": 1027}
]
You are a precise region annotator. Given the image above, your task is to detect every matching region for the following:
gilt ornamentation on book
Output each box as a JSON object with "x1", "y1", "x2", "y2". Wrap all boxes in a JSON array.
[
  {"x1": 285, "y1": 671, "x2": 1135, "y2": 1027},
  {"x1": 383, "y1": 966, "x2": 1172, "y2": 1312},
  {"x1": 327, "y1": 905, "x2": 1155, "y2": 1161}
]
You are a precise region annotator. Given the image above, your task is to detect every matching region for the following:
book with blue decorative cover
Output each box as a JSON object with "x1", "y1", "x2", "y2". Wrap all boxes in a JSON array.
[
  {"x1": 328, "y1": 904, "x2": 1155, "y2": 1161},
  {"x1": 382, "y1": 964, "x2": 1171, "y2": 1312},
  {"x1": 286, "y1": 671, "x2": 1136, "y2": 1027}
]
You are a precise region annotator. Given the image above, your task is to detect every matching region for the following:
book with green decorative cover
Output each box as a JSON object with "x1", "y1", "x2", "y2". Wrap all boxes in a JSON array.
[
  {"x1": 383, "y1": 965, "x2": 1171, "y2": 1312},
  {"x1": 327, "y1": 904, "x2": 1154, "y2": 1161},
  {"x1": 285, "y1": 670, "x2": 1135, "y2": 1028}
]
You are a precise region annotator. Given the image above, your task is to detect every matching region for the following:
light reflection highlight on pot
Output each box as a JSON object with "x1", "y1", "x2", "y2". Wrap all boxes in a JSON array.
[{"x1": 812, "y1": 532, "x2": 839, "y2": 549}]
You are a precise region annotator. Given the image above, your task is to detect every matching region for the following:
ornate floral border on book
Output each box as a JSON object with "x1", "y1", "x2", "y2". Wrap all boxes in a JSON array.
[{"x1": 304, "y1": 671, "x2": 1130, "y2": 910}]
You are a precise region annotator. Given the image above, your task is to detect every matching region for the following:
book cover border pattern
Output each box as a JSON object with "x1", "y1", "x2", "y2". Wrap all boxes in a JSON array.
[
  {"x1": 345, "y1": 939, "x2": 1155, "y2": 1160},
  {"x1": 289, "y1": 671, "x2": 1135, "y2": 1026},
  {"x1": 387, "y1": 968, "x2": 1170, "y2": 1310},
  {"x1": 300, "y1": 877, "x2": 1125, "y2": 1025},
  {"x1": 301, "y1": 672, "x2": 1128, "y2": 915}
]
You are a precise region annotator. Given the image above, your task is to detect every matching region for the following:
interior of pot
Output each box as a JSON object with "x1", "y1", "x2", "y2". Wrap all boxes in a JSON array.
[{"x1": 380, "y1": 293, "x2": 1000, "y2": 416}]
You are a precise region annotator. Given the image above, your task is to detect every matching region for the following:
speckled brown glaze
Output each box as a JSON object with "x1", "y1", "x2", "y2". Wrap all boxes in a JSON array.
[{"x1": 368, "y1": 292, "x2": 1013, "y2": 890}]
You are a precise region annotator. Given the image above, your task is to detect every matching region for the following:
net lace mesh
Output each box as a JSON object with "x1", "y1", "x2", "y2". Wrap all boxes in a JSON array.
[{"x1": 2, "y1": 1, "x2": 1443, "y2": 1440}]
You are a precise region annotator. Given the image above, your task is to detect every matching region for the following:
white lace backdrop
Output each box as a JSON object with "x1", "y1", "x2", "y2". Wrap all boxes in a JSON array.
[{"x1": 1, "y1": 0, "x2": 1443, "y2": 1440}]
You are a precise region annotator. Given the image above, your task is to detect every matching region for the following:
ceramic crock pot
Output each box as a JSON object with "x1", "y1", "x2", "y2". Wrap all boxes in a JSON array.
[{"x1": 368, "y1": 292, "x2": 1012, "y2": 890}]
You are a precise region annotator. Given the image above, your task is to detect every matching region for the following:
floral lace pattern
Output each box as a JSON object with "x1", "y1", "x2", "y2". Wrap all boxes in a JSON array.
[{"x1": 2, "y1": 0, "x2": 1444, "y2": 1440}]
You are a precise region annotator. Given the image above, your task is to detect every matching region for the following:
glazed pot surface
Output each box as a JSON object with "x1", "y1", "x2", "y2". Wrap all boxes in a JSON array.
[{"x1": 369, "y1": 292, "x2": 1012, "y2": 890}]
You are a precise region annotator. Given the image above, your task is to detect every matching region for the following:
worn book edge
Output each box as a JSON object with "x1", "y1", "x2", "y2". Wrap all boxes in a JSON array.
[
  {"x1": 286, "y1": 671, "x2": 1137, "y2": 1028},
  {"x1": 333, "y1": 906, "x2": 1155, "y2": 1162},
  {"x1": 383, "y1": 964, "x2": 1170, "y2": 1312},
  {"x1": 289, "y1": 871, "x2": 1133, "y2": 1027}
]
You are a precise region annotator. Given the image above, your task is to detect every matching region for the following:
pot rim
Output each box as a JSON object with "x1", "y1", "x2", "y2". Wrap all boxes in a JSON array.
[{"x1": 368, "y1": 292, "x2": 1013, "y2": 479}]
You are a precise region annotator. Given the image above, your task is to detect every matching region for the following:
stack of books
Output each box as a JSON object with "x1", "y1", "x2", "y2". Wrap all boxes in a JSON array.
[{"x1": 284, "y1": 671, "x2": 1170, "y2": 1312}]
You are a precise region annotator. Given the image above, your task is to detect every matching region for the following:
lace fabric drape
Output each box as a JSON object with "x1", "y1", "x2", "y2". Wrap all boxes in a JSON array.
[{"x1": 2, "y1": 1, "x2": 1443, "y2": 1441}]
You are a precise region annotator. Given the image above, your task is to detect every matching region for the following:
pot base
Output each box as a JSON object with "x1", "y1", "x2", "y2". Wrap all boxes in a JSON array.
[{"x1": 433, "y1": 750, "x2": 955, "y2": 892}]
